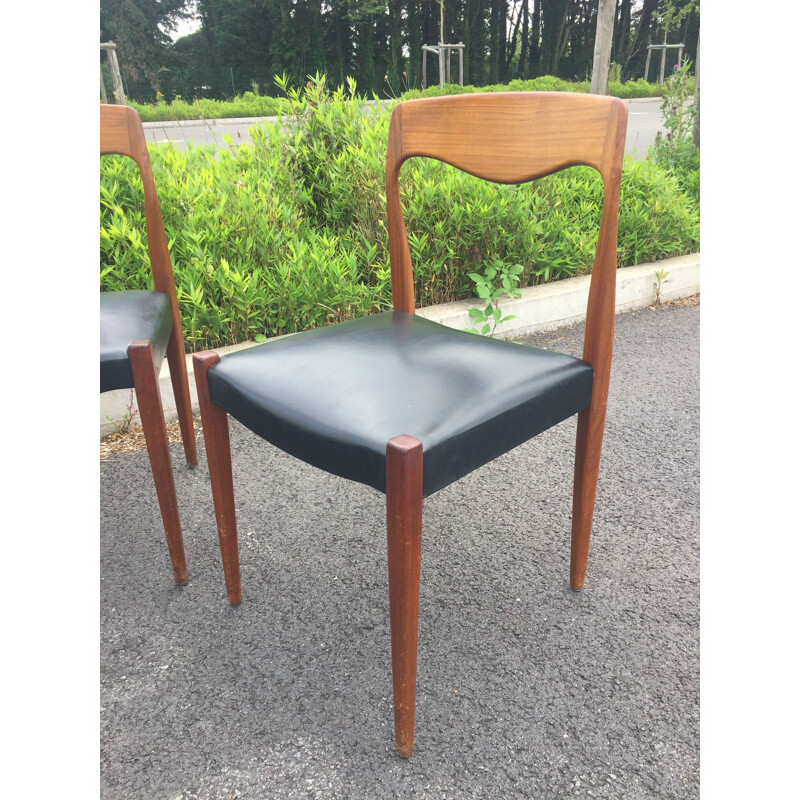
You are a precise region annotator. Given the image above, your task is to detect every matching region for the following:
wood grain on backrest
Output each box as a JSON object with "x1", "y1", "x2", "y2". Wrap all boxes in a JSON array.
[
  {"x1": 385, "y1": 91, "x2": 627, "y2": 408},
  {"x1": 100, "y1": 104, "x2": 146, "y2": 164},
  {"x1": 100, "y1": 104, "x2": 177, "y2": 300},
  {"x1": 385, "y1": 92, "x2": 627, "y2": 314},
  {"x1": 389, "y1": 92, "x2": 623, "y2": 184}
]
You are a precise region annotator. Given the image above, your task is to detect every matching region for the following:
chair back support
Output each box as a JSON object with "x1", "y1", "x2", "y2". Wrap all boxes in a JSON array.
[
  {"x1": 385, "y1": 91, "x2": 628, "y2": 396},
  {"x1": 100, "y1": 104, "x2": 177, "y2": 302}
]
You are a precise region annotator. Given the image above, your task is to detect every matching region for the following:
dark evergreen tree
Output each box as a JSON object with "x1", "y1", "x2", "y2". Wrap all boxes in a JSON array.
[
  {"x1": 101, "y1": 0, "x2": 191, "y2": 91},
  {"x1": 105, "y1": 1, "x2": 700, "y2": 102}
]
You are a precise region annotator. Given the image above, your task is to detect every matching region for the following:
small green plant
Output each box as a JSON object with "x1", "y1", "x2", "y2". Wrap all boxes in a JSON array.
[
  {"x1": 105, "y1": 389, "x2": 139, "y2": 435},
  {"x1": 654, "y1": 268, "x2": 670, "y2": 305},
  {"x1": 465, "y1": 260, "x2": 523, "y2": 336},
  {"x1": 656, "y1": 269, "x2": 669, "y2": 306}
]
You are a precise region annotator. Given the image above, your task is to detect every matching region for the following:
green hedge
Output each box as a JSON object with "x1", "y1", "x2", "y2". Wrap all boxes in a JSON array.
[
  {"x1": 124, "y1": 75, "x2": 678, "y2": 123},
  {"x1": 128, "y1": 91, "x2": 286, "y2": 122},
  {"x1": 101, "y1": 84, "x2": 699, "y2": 351},
  {"x1": 398, "y1": 75, "x2": 670, "y2": 101}
]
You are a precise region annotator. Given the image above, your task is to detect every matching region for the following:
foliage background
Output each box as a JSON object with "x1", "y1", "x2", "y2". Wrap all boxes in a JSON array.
[
  {"x1": 100, "y1": 1, "x2": 700, "y2": 103},
  {"x1": 100, "y1": 86, "x2": 699, "y2": 351}
]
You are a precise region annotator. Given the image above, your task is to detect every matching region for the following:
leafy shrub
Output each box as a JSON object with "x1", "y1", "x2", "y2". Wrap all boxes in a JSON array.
[
  {"x1": 618, "y1": 156, "x2": 699, "y2": 263},
  {"x1": 608, "y1": 77, "x2": 660, "y2": 98},
  {"x1": 129, "y1": 92, "x2": 285, "y2": 122},
  {"x1": 648, "y1": 61, "x2": 700, "y2": 204},
  {"x1": 102, "y1": 78, "x2": 699, "y2": 350},
  {"x1": 101, "y1": 126, "x2": 387, "y2": 350},
  {"x1": 127, "y1": 75, "x2": 665, "y2": 122},
  {"x1": 649, "y1": 140, "x2": 700, "y2": 204},
  {"x1": 400, "y1": 75, "x2": 660, "y2": 102}
]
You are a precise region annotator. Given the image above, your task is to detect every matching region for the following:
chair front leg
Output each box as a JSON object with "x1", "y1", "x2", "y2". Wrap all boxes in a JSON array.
[
  {"x1": 570, "y1": 399, "x2": 608, "y2": 590},
  {"x1": 128, "y1": 339, "x2": 188, "y2": 585},
  {"x1": 166, "y1": 331, "x2": 198, "y2": 467},
  {"x1": 193, "y1": 351, "x2": 242, "y2": 606},
  {"x1": 386, "y1": 434, "x2": 423, "y2": 758}
]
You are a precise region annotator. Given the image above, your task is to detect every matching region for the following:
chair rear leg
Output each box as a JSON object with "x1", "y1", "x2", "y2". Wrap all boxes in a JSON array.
[
  {"x1": 128, "y1": 340, "x2": 188, "y2": 585},
  {"x1": 166, "y1": 333, "x2": 198, "y2": 467},
  {"x1": 570, "y1": 403, "x2": 607, "y2": 590},
  {"x1": 194, "y1": 351, "x2": 242, "y2": 606},
  {"x1": 386, "y1": 435, "x2": 423, "y2": 758}
]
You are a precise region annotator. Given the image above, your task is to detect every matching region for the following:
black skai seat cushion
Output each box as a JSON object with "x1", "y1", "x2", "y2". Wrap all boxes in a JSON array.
[
  {"x1": 208, "y1": 310, "x2": 593, "y2": 497},
  {"x1": 100, "y1": 290, "x2": 173, "y2": 393}
]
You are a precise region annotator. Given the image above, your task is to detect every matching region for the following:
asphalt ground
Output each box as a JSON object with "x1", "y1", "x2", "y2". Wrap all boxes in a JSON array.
[{"x1": 100, "y1": 301, "x2": 699, "y2": 799}]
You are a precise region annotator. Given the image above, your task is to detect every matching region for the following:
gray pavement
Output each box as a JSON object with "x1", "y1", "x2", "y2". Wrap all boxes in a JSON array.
[{"x1": 100, "y1": 300, "x2": 699, "y2": 799}]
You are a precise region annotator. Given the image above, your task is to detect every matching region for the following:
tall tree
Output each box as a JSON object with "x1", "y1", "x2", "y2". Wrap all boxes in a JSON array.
[
  {"x1": 112, "y1": 0, "x2": 700, "y2": 102},
  {"x1": 101, "y1": 0, "x2": 191, "y2": 90}
]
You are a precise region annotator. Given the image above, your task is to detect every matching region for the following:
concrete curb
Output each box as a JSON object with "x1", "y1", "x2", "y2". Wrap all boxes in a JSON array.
[{"x1": 100, "y1": 253, "x2": 699, "y2": 437}]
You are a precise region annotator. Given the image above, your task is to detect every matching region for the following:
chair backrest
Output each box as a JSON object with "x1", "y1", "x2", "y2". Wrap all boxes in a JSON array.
[
  {"x1": 100, "y1": 104, "x2": 177, "y2": 301},
  {"x1": 384, "y1": 90, "x2": 627, "y2": 386}
]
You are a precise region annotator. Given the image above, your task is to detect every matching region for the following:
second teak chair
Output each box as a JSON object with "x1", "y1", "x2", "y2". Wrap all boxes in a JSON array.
[
  {"x1": 100, "y1": 104, "x2": 197, "y2": 585},
  {"x1": 193, "y1": 92, "x2": 628, "y2": 756}
]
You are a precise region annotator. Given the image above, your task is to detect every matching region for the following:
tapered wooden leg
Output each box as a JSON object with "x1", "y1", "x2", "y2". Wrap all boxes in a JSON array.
[
  {"x1": 194, "y1": 351, "x2": 241, "y2": 605},
  {"x1": 166, "y1": 331, "x2": 197, "y2": 467},
  {"x1": 386, "y1": 434, "x2": 423, "y2": 758},
  {"x1": 570, "y1": 402, "x2": 608, "y2": 590},
  {"x1": 128, "y1": 340, "x2": 188, "y2": 585}
]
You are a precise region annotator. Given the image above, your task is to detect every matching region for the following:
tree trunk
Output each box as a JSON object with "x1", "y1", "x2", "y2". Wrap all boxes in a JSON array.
[
  {"x1": 407, "y1": 2, "x2": 422, "y2": 89},
  {"x1": 528, "y1": 0, "x2": 542, "y2": 76},
  {"x1": 630, "y1": 0, "x2": 659, "y2": 78},
  {"x1": 463, "y1": 0, "x2": 487, "y2": 85},
  {"x1": 590, "y1": 0, "x2": 615, "y2": 94},
  {"x1": 540, "y1": 0, "x2": 570, "y2": 77},
  {"x1": 614, "y1": 0, "x2": 631, "y2": 59},
  {"x1": 519, "y1": 0, "x2": 530, "y2": 78},
  {"x1": 508, "y1": 0, "x2": 525, "y2": 77},
  {"x1": 489, "y1": 0, "x2": 501, "y2": 83}
]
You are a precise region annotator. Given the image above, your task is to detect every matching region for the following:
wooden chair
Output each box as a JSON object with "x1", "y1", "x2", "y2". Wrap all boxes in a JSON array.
[
  {"x1": 193, "y1": 92, "x2": 627, "y2": 755},
  {"x1": 100, "y1": 104, "x2": 197, "y2": 585}
]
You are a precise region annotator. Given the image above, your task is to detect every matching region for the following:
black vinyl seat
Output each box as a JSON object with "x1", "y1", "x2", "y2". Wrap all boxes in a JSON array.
[
  {"x1": 100, "y1": 290, "x2": 172, "y2": 393},
  {"x1": 207, "y1": 310, "x2": 593, "y2": 497}
]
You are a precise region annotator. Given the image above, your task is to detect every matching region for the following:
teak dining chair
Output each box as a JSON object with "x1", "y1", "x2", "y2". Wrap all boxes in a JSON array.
[
  {"x1": 193, "y1": 92, "x2": 628, "y2": 756},
  {"x1": 100, "y1": 104, "x2": 197, "y2": 585}
]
